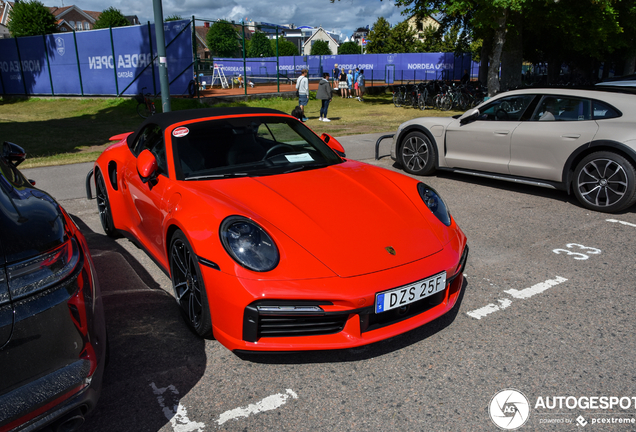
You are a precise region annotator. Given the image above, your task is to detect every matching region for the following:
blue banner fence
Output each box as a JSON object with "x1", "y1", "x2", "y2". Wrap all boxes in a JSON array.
[
  {"x1": 0, "y1": 19, "x2": 194, "y2": 97},
  {"x1": 0, "y1": 18, "x2": 479, "y2": 97}
]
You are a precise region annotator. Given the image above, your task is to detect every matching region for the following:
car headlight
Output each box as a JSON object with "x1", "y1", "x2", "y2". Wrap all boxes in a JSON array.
[
  {"x1": 220, "y1": 216, "x2": 279, "y2": 272},
  {"x1": 417, "y1": 183, "x2": 452, "y2": 226}
]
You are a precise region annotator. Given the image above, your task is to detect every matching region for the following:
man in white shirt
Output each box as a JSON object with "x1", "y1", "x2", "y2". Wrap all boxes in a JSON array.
[{"x1": 296, "y1": 69, "x2": 309, "y2": 121}]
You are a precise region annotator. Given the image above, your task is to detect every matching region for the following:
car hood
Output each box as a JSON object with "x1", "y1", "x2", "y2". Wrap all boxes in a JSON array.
[{"x1": 197, "y1": 161, "x2": 445, "y2": 278}]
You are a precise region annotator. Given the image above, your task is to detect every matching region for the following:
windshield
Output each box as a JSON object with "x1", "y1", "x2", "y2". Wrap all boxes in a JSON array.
[{"x1": 171, "y1": 116, "x2": 343, "y2": 180}]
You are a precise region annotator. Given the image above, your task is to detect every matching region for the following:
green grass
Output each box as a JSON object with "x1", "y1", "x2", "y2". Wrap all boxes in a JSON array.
[{"x1": 0, "y1": 94, "x2": 461, "y2": 168}]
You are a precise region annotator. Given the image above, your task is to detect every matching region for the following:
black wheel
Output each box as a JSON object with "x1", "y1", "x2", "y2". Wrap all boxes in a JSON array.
[
  {"x1": 95, "y1": 169, "x2": 120, "y2": 238},
  {"x1": 393, "y1": 92, "x2": 402, "y2": 107},
  {"x1": 170, "y1": 231, "x2": 213, "y2": 338},
  {"x1": 573, "y1": 151, "x2": 636, "y2": 213},
  {"x1": 136, "y1": 102, "x2": 150, "y2": 119},
  {"x1": 440, "y1": 95, "x2": 452, "y2": 111},
  {"x1": 399, "y1": 131, "x2": 437, "y2": 176}
]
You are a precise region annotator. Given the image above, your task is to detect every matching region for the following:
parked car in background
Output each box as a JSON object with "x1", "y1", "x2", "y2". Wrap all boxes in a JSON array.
[
  {"x1": 391, "y1": 87, "x2": 636, "y2": 213},
  {"x1": 0, "y1": 142, "x2": 106, "y2": 432},
  {"x1": 89, "y1": 107, "x2": 468, "y2": 353}
]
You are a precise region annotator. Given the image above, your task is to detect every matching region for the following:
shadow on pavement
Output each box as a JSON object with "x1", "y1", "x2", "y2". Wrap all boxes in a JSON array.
[{"x1": 72, "y1": 217, "x2": 207, "y2": 432}]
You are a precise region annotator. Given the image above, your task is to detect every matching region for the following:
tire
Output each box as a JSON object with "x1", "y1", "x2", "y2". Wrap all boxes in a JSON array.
[
  {"x1": 95, "y1": 169, "x2": 120, "y2": 238},
  {"x1": 572, "y1": 151, "x2": 636, "y2": 213},
  {"x1": 393, "y1": 92, "x2": 402, "y2": 107},
  {"x1": 137, "y1": 102, "x2": 150, "y2": 119},
  {"x1": 440, "y1": 95, "x2": 453, "y2": 111},
  {"x1": 170, "y1": 231, "x2": 213, "y2": 338},
  {"x1": 399, "y1": 131, "x2": 437, "y2": 176}
]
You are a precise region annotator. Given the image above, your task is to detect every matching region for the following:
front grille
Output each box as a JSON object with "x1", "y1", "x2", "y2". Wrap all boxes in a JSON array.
[
  {"x1": 242, "y1": 300, "x2": 348, "y2": 342},
  {"x1": 258, "y1": 314, "x2": 348, "y2": 338}
]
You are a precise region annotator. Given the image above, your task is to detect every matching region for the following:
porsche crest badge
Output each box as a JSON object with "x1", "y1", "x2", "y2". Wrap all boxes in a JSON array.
[{"x1": 385, "y1": 246, "x2": 396, "y2": 255}]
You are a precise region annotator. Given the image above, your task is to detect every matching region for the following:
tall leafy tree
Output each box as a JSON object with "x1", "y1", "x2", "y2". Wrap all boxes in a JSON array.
[
  {"x1": 338, "y1": 41, "x2": 362, "y2": 55},
  {"x1": 248, "y1": 32, "x2": 274, "y2": 57},
  {"x1": 93, "y1": 7, "x2": 129, "y2": 29},
  {"x1": 7, "y1": 0, "x2": 58, "y2": 37},
  {"x1": 386, "y1": 20, "x2": 419, "y2": 53},
  {"x1": 366, "y1": 17, "x2": 392, "y2": 54},
  {"x1": 310, "y1": 40, "x2": 332, "y2": 55},
  {"x1": 271, "y1": 38, "x2": 299, "y2": 56},
  {"x1": 205, "y1": 20, "x2": 240, "y2": 58}
]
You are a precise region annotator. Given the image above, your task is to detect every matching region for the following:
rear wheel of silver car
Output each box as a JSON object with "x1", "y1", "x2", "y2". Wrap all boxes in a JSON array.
[
  {"x1": 170, "y1": 231, "x2": 213, "y2": 338},
  {"x1": 400, "y1": 131, "x2": 437, "y2": 176},
  {"x1": 573, "y1": 151, "x2": 636, "y2": 213},
  {"x1": 95, "y1": 169, "x2": 120, "y2": 238}
]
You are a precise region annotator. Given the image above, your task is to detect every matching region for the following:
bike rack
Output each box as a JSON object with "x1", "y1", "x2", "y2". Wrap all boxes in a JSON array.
[{"x1": 375, "y1": 134, "x2": 395, "y2": 160}]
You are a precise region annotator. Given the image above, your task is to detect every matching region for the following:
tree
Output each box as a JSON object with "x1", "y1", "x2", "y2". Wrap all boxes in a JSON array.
[
  {"x1": 387, "y1": 20, "x2": 419, "y2": 53},
  {"x1": 248, "y1": 32, "x2": 274, "y2": 57},
  {"x1": 165, "y1": 15, "x2": 183, "y2": 22},
  {"x1": 93, "y1": 7, "x2": 129, "y2": 29},
  {"x1": 7, "y1": 0, "x2": 57, "y2": 37},
  {"x1": 205, "y1": 20, "x2": 240, "y2": 58},
  {"x1": 271, "y1": 38, "x2": 299, "y2": 56},
  {"x1": 366, "y1": 17, "x2": 392, "y2": 54},
  {"x1": 310, "y1": 40, "x2": 332, "y2": 55},
  {"x1": 338, "y1": 41, "x2": 361, "y2": 55}
]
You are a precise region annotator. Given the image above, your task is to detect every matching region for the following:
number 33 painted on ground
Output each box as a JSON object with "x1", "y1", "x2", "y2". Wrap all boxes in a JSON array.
[{"x1": 552, "y1": 243, "x2": 602, "y2": 260}]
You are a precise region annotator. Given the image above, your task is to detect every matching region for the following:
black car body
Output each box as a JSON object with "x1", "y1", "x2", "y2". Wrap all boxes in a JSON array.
[{"x1": 0, "y1": 143, "x2": 106, "y2": 432}]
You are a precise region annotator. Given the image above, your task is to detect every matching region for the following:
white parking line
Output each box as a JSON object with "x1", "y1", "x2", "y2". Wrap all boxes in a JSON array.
[
  {"x1": 466, "y1": 276, "x2": 568, "y2": 320},
  {"x1": 217, "y1": 389, "x2": 298, "y2": 426},
  {"x1": 504, "y1": 276, "x2": 568, "y2": 299},
  {"x1": 466, "y1": 298, "x2": 512, "y2": 320},
  {"x1": 150, "y1": 383, "x2": 205, "y2": 432},
  {"x1": 606, "y1": 219, "x2": 636, "y2": 228}
]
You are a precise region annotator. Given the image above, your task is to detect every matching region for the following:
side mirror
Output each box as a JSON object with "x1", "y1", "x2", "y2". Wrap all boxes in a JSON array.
[
  {"x1": 2, "y1": 142, "x2": 26, "y2": 167},
  {"x1": 137, "y1": 149, "x2": 158, "y2": 184},
  {"x1": 320, "y1": 133, "x2": 346, "y2": 158},
  {"x1": 459, "y1": 108, "x2": 480, "y2": 125}
]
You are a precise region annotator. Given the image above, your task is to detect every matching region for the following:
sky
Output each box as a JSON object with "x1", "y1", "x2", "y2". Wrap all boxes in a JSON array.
[{"x1": 70, "y1": 0, "x2": 408, "y2": 41}]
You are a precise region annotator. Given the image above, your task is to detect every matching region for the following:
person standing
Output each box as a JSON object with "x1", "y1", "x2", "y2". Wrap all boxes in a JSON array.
[
  {"x1": 356, "y1": 69, "x2": 366, "y2": 101},
  {"x1": 346, "y1": 70, "x2": 354, "y2": 98},
  {"x1": 317, "y1": 72, "x2": 332, "y2": 122},
  {"x1": 353, "y1": 68, "x2": 360, "y2": 99},
  {"x1": 296, "y1": 68, "x2": 309, "y2": 121},
  {"x1": 332, "y1": 64, "x2": 339, "y2": 89},
  {"x1": 338, "y1": 68, "x2": 347, "y2": 98}
]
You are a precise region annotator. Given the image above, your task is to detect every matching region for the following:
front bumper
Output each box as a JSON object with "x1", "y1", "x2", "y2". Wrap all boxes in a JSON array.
[{"x1": 206, "y1": 239, "x2": 468, "y2": 352}]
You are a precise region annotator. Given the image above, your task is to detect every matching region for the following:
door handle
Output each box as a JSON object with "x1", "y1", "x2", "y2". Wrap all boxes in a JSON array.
[
  {"x1": 494, "y1": 130, "x2": 509, "y2": 136},
  {"x1": 561, "y1": 134, "x2": 581, "y2": 139}
]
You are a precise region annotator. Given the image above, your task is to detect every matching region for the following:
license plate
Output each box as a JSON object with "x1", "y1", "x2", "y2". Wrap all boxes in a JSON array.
[{"x1": 375, "y1": 272, "x2": 447, "y2": 314}]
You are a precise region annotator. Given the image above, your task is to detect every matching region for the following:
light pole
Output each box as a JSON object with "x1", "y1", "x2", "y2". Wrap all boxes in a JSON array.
[{"x1": 152, "y1": 0, "x2": 171, "y2": 113}]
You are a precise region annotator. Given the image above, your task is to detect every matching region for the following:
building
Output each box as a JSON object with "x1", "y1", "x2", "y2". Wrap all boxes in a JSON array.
[
  {"x1": 301, "y1": 26, "x2": 339, "y2": 55},
  {"x1": 0, "y1": 1, "x2": 138, "y2": 34},
  {"x1": 405, "y1": 15, "x2": 441, "y2": 41}
]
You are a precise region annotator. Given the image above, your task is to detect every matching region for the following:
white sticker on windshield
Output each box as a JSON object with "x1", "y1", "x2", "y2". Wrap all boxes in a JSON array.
[{"x1": 285, "y1": 153, "x2": 314, "y2": 163}]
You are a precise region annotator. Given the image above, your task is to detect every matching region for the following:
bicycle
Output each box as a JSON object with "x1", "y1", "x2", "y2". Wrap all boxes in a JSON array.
[{"x1": 136, "y1": 87, "x2": 156, "y2": 118}]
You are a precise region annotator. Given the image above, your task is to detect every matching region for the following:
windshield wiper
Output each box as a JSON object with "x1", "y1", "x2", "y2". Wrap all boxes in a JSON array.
[
  {"x1": 283, "y1": 163, "x2": 329, "y2": 174},
  {"x1": 185, "y1": 173, "x2": 248, "y2": 180}
]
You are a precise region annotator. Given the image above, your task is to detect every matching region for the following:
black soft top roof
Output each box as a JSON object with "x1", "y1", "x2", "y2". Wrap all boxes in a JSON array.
[{"x1": 128, "y1": 107, "x2": 289, "y2": 146}]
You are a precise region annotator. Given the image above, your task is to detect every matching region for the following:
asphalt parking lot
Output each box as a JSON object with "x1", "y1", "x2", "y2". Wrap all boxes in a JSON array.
[{"x1": 22, "y1": 134, "x2": 636, "y2": 431}]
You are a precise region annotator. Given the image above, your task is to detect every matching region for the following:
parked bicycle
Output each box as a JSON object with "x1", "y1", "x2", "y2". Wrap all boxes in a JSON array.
[{"x1": 136, "y1": 87, "x2": 156, "y2": 118}]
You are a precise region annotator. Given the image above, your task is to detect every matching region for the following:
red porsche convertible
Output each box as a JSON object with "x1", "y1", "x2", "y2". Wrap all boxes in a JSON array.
[{"x1": 88, "y1": 107, "x2": 468, "y2": 352}]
